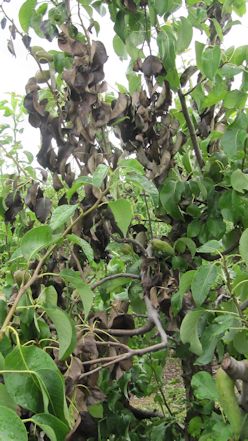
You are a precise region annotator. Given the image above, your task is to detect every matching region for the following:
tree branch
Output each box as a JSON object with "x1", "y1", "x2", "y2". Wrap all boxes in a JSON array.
[{"x1": 178, "y1": 88, "x2": 204, "y2": 169}]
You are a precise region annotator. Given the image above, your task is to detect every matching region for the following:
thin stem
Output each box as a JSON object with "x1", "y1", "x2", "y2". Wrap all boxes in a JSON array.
[{"x1": 178, "y1": 88, "x2": 204, "y2": 169}]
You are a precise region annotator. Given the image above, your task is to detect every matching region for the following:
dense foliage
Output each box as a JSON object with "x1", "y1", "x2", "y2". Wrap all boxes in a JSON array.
[{"x1": 1, "y1": 0, "x2": 248, "y2": 439}]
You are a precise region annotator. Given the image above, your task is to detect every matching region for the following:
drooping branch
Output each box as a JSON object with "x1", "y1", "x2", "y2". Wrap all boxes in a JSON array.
[{"x1": 178, "y1": 88, "x2": 204, "y2": 169}]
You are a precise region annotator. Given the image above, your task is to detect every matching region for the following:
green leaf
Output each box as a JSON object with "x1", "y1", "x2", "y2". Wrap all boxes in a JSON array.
[
  {"x1": 0, "y1": 384, "x2": 16, "y2": 410},
  {"x1": 201, "y1": 46, "x2": 221, "y2": 80},
  {"x1": 92, "y1": 164, "x2": 109, "y2": 188},
  {"x1": 126, "y1": 173, "x2": 159, "y2": 205},
  {"x1": 0, "y1": 405, "x2": 28, "y2": 441},
  {"x1": 197, "y1": 240, "x2": 223, "y2": 254},
  {"x1": 223, "y1": 90, "x2": 247, "y2": 109},
  {"x1": 21, "y1": 226, "x2": 53, "y2": 260},
  {"x1": 171, "y1": 270, "x2": 196, "y2": 315},
  {"x1": 19, "y1": 0, "x2": 37, "y2": 32},
  {"x1": 31, "y1": 413, "x2": 69, "y2": 441},
  {"x1": 155, "y1": 0, "x2": 168, "y2": 15},
  {"x1": 67, "y1": 234, "x2": 94, "y2": 263},
  {"x1": 4, "y1": 345, "x2": 67, "y2": 421},
  {"x1": 157, "y1": 26, "x2": 176, "y2": 70},
  {"x1": 88, "y1": 403, "x2": 103, "y2": 419},
  {"x1": 61, "y1": 269, "x2": 94, "y2": 318},
  {"x1": 180, "y1": 310, "x2": 203, "y2": 355},
  {"x1": 45, "y1": 308, "x2": 76, "y2": 360},
  {"x1": 127, "y1": 72, "x2": 142, "y2": 94},
  {"x1": 195, "y1": 41, "x2": 205, "y2": 72},
  {"x1": 174, "y1": 237, "x2": 196, "y2": 256},
  {"x1": 113, "y1": 35, "x2": 127, "y2": 59},
  {"x1": 38, "y1": 286, "x2": 58, "y2": 308},
  {"x1": 49, "y1": 205, "x2": 78, "y2": 232},
  {"x1": 160, "y1": 179, "x2": 184, "y2": 220},
  {"x1": 176, "y1": 17, "x2": 193, "y2": 54},
  {"x1": 231, "y1": 169, "x2": 248, "y2": 193},
  {"x1": 240, "y1": 228, "x2": 248, "y2": 265},
  {"x1": 191, "y1": 372, "x2": 218, "y2": 401},
  {"x1": 109, "y1": 199, "x2": 133, "y2": 237},
  {"x1": 191, "y1": 264, "x2": 218, "y2": 306}
]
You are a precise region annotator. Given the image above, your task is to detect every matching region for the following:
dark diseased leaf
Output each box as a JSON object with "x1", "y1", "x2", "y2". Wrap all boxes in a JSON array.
[
  {"x1": 22, "y1": 34, "x2": 31, "y2": 49},
  {"x1": 7, "y1": 39, "x2": 16, "y2": 57},
  {"x1": 0, "y1": 406, "x2": 28, "y2": 441},
  {"x1": 19, "y1": 0, "x2": 37, "y2": 33},
  {"x1": 141, "y1": 55, "x2": 163, "y2": 77},
  {"x1": 45, "y1": 307, "x2": 76, "y2": 360},
  {"x1": 1, "y1": 17, "x2": 7, "y2": 29},
  {"x1": 191, "y1": 264, "x2": 218, "y2": 306},
  {"x1": 34, "y1": 197, "x2": 52, "y2": 223}
]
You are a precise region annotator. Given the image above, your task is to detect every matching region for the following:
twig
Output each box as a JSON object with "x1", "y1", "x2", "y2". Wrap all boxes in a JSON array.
[
  {"x1": 178, "y1": 88, "x2": 204, "y2": 169},
  {"x1": 79, "y1": 341, "x2": 167, "y2": 379},
  {"x1": 71, "y1": 249, "x2": 85, "y2": 279},
  {"x1": 0, "y1": 143, "x2": 28, "y2": 177},
  {"x1": 142, "y1": 192, "x2": 153, "y2": 240},
  {"x1": 91, "y1": 273, "x2": 140, "y2": 290}
]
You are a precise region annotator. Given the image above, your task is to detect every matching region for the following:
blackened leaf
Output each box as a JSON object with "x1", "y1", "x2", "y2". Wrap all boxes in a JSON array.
[
  {"x1": 34, "y1": 197, "x2": 52, "y2": 223},
  {"x1": 7, "y1": 39, "x2": 16, "y2": 57},
  {"x1": 9, "y1": 23, "x2": 16, "y2": 39},
  {"x1": 1, "y1": 17, "x2": 7, "y2": 29},
  {"x1": 180, "y1": 66, "x2": 197, "y2": 86},
  {"x1": 22, "y1": 34, "x2": 31, "y2": 49},
  {"x1": 141, "y1": 55, "x2": 163, "y2": 77},
  {"x1": 52, "y1": 173, "x2": 63, "y2": 191}
]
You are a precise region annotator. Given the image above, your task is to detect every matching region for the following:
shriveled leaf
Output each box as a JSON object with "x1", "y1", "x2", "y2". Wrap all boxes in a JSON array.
[
  {"x1": 19, "y1": 0, "x2": 37, "y2": 32},
  {"x1": 34, "y1": 197, "x2": 52, "y2": 223},
  {"x1": 180, "y1": 310, "x2": 203, "y2": 355},
  {"x1": 109, "y1": 199, "x2": 133, "y2": 237},
  {"x1": 61, "y1": 269, "x2": 94, "y2": 318},
  {"x1": 21, "y1": 225, "x2": 53, "y2": 260},
  {"x1": 191, "y1": 264, "x2": 218, "y2": 306},
  {"x1": 0, "y1": 406, "x2": 28, "y2": 441},
  {"x1": 49, "y1": 204, "x2": 78, "y2": 231},
  {"x1": 67, "y1": 234, "x2": 94, "y2": 263},
  {"x1": 45, "y1": 308, "x2": 76, "y2": 360}
]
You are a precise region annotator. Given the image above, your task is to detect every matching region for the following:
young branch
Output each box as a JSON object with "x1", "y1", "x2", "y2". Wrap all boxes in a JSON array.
[{"x1": 178, "y1": 88, "x2": 204, "y2": 169}]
